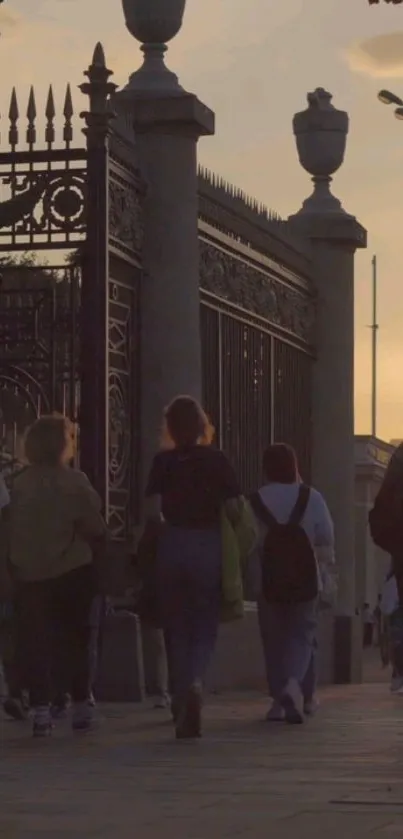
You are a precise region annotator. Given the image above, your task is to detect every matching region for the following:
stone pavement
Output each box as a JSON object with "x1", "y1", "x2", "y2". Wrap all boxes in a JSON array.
[{"x1": 2, "y1": 683, "x2": 403, "y2": 838}]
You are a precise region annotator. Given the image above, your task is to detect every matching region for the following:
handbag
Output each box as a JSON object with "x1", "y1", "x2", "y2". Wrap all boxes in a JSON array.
[{"x1": 220, "y1": 498, "x2": 258, "y2": 623}]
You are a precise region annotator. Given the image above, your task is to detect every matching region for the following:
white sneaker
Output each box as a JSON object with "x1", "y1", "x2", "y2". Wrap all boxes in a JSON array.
[
  {"x1": 304, "y1": 697, "x2": 320, "y2": 716},
  {"x1": 265, "y1": 702, "x2": 285, "y2": 722},
  {"x1": 390, "y1": 676, "x2": 403, "y2": 694},
  {"x1": 153, "y1": 693, "x2": 171, "y2": 710},
  {"x1": 281, "y1": 678, "x2": 304, "y2": 725}
]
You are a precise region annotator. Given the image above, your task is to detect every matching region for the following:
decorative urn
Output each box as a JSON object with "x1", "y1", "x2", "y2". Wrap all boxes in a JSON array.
[
  {"x1": 120, "y1": 0, "x2": 187, "y2": 93},
  {"x1": 292, "y1": 88, "x2": 349, "y2": 214},
  {"x1": 122, "y1": 0, "x2": 186, "y2": 45}
]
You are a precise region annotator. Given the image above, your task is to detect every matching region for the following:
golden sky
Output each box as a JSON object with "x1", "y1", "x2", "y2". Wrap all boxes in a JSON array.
[{"x1": 2, "y1": 0, "x2": 403, "y2": 442}]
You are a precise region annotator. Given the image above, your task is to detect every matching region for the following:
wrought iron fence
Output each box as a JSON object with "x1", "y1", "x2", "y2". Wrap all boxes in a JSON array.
[
  {"x1": 0, "y1": 263, "x2": 80, "y2": 461},
  {"x1": 201, "y1": 297, "x2": 312, "y2": 494}
]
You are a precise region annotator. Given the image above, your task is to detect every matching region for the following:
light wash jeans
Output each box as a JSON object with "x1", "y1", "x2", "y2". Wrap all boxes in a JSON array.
[{"x1": 258, "y1": 598, "x2": 318, "y2": 702}]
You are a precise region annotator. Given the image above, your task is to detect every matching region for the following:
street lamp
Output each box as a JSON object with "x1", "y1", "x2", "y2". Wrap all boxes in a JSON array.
[
  {"x1": 378, "y1": 89, "x2": 403, "y2": 119},
  {"x1": 378, "y1": 90, "x2": 403, "y2": 107}
]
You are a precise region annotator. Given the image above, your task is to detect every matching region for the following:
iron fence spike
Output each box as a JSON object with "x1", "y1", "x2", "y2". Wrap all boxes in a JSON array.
[
  {"x1": 27, "y1": 86, "x2": 37, "y2": 121},
  {"x1": 45, "y1": 85, "x2": 56, "y2": 120},
  {"x1": 92, "y1": 42, "x2": 106, "y2": 67},
  {"x1": 9, "y1": 87, "x2": 19, "y2": 121},
  {"x1": 63, "y1": 84, "x2": 74, "y2": 119}
]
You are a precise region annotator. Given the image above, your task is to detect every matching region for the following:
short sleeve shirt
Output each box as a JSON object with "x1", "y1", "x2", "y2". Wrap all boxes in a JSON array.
[{"x1": 145, "y1": 445, "x2": 240, "y2": 529}]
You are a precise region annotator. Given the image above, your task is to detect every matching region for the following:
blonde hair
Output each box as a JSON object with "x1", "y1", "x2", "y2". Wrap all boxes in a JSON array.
[
  {"x1": 24, "y1": 413, "x2": 77, "y2": 466},
  {"x1": 160, "y1": 396, "x2": 215, "y2": 450}
]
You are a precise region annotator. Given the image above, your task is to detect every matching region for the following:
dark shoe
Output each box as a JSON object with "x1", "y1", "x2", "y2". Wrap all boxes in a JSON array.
[
  {"x1": 265, "y1": 702, "x2": 285, "y2": 722},
  {"x1": 72, "y1": 702, "x2": 97, "y2": 733},
  {"x1": 303, "y1": 697, "x2": 320, "y2": 716},
  {"x1": 153, "y1": 692, "x2": 170, "y2": 710},
  {"x1": 175, "y1": 684, "x2": 202, "y2": 740},
  {"x1": 33, "y1": 720, "x2": 53, "y2": 738},
  {"x1": 72, "y1": 718, "x2": 96, "y2": 733},
  {"x1": 51, "y1": 703, "x2": 68, "y2": 720},
  {"x1": 3, "y1": 697, "x2": 28, "y2": 721},
  {"x1": 171, "y1": 697, "x2": 180, "y2": 723},
  {"x1": 32, "y1": 707, "x2": 52, "y2": 738}
]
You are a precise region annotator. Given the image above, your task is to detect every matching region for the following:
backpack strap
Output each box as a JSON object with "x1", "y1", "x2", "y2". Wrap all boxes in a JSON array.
[
  {"x1": 288, "y1": 484, "x2": 311, "y2": 526},
  {"x1": 249, "y1": 491, "x2": 278, "y2": 529}
]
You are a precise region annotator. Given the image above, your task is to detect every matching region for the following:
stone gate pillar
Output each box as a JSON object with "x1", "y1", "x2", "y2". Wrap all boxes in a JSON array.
[
  {"x1": 116, "y1": 0, "x2": 215, "y2": 484},
  {"x1": 289, "y1": 89, "x2": 367, "y2": 684}
]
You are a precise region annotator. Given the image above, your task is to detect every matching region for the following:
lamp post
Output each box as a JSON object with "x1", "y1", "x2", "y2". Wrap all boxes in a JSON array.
[{"x1": 378, "y1": 89, "x2": 403, "y2": 120}]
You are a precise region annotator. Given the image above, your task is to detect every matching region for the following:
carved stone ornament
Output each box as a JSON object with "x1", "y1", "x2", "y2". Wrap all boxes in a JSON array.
[
  {"x1": 120, "y1": 0, "x2": 187, "y2": 93},
  {"x1": 122, "y1": 0, "x2": 186, "y2": 44},
  {"x1": 292, "y1": 89, "x2": 349, "y2": 215},
  {"x1": 199, "y1": 240, "x2": 315, "y2": 344},
  {"x1": 109, "y1": 176, "x2": 144, "y2": 254}
]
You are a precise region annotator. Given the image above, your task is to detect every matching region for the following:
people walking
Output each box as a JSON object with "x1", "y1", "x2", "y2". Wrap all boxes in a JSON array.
[
  {"x1": 250, "y1": 443, "x2": 334, "y2": 725},
  {"x1": 142, "y1": 395, "x2": 246, "y2": 739},
  {"x1": 6, "y1": 415, "x2": 107, "y2": 737}
]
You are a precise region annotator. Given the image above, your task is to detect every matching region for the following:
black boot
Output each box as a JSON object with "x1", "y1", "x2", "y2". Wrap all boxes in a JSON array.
[{"x1": 175, "y1": 683, "x2": 202, "y2": 740}]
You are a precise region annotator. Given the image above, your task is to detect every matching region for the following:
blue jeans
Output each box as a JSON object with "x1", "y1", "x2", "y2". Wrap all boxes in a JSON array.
[
  {"x1": 258, "y1": 598, "x2": 317, "y2": 702},
  {"x1": 157, "y1": 526, "x2": 221, "y2": 701}
]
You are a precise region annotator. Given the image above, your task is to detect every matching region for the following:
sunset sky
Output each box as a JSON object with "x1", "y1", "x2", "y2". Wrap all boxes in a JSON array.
[{"x1": 1, "y1": 0, "x2": 403, "y2": 442}]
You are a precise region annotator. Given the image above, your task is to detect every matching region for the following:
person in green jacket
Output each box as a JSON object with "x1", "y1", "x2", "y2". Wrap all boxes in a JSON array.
[{"x1": 7, "y1": 415, "x2": 107, "y2": 737}]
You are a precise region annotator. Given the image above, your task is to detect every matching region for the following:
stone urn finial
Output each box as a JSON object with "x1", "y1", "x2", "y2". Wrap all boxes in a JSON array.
[
  {"x1": 293, "y1": 88, "x2": 349, "y2": 215},
  {"x1": 121, "y1": 0, "x2": 187, "y2": 94}
]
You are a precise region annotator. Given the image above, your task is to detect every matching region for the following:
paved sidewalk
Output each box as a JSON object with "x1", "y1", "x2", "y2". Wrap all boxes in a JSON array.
[{"x1": 1, "y1": 684, "x2": 403, "y2": 838}]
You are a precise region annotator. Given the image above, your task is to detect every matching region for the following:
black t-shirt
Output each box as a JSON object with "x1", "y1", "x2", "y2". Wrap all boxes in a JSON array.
[{"x1": 145, "y1": 446, "x2": 240, "y2": 529}]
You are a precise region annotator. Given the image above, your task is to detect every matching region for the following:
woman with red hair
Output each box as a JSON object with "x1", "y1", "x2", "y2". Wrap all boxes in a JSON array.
[{"x1": 144, "y1": 395, "x2": 242, "y2": 739}]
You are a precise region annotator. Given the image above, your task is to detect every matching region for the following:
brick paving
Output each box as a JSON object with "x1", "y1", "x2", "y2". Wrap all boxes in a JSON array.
[{"x1": 2, "y1": 682, "x2": 403, "y2": 838}]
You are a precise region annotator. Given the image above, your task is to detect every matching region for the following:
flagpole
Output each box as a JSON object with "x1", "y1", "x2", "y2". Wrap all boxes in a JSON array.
[{"x1": 371, "y1": 255, "x2": 378, "y2": 438}]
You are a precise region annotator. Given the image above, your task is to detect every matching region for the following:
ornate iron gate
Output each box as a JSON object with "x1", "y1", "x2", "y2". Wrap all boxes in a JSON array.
[
  {"x1": 0, "y1": 74, "x2": 85, "y2": 464},
  {"x1": 0, "y1": 46, "x2": 143, "y2": 539}
]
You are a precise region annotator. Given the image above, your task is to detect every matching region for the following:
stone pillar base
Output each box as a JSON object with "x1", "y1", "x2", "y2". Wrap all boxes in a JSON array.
[{"x1": 333, "y1": 614, "x2": 363, "y2": 684}]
